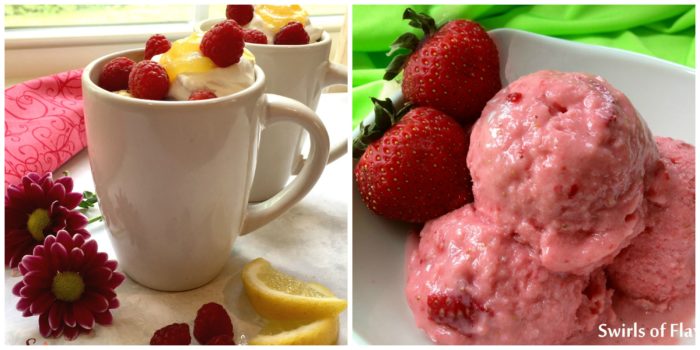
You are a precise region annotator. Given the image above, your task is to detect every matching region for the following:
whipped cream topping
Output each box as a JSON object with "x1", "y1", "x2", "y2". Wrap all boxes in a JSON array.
[
  {"x1": 152, "y1": 32, "x2": 255, "y2": 101},
  {"x1": 160, "y1": 56, "x2": 255, "y2": 101},
  {"x1": 244, "y1": 5, "x2": 323, "y2": 44}
]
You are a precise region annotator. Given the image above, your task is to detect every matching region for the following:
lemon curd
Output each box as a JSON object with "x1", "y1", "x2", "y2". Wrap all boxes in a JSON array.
[
  {"x1": 255, "y1": 5, "x2": 310, "y2": 33},
  {"x1": 158, "y1": 33, "x2": 255, "y2": 82}
]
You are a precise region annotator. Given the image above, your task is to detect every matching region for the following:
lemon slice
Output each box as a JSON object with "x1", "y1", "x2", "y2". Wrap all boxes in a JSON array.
[
  {"x1": 248, "y1": 317, "x2": 339, "y2": 345},
  {"x1": 242, "y1": 258, "x2": 347, "y2": 320}
]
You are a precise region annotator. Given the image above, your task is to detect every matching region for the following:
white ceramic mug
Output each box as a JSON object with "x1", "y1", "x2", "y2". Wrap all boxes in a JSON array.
[
  {"x1": 82, "y1": 49, "x2": 330, "y2": 291},
  {"x1": 197, "y1": 19, "x2": 348, "y2": 201}
]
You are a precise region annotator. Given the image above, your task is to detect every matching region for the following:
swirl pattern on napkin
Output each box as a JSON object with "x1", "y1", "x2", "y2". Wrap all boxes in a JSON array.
[{"x1": 5, "y1": 69, "x2": 86, "y2": 189}]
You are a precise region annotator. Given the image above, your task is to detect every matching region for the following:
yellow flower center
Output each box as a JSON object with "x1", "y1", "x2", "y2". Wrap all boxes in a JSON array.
[
  {"x1": 27, "y1": 208, "x2": 50, "y2": 242},
  {"x1": 52, "y1": 271, "x2": 85, "y2": 302}
]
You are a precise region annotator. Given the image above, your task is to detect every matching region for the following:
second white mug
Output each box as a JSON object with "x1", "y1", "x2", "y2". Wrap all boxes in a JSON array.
[{"x1": 197, "y1": 19, "x2": 348, "y2": 202}]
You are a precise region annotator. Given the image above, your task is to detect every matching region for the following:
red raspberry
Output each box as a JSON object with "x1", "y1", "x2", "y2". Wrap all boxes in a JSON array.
[
  {"x1": 128, "y1": 61, "x2": 170, "y2": 100},
  {"x1": 144, "y1": 34, "x2": 171, "y2": 60},
  {"x1": 206, "y1": 335, "x2": 235, "y2": 345},
  {"x1": 273, "y1": 22, "x2": 309, "y2": 45},
  {"x1": 150, "y1": 323, "x2": 191, "y2": 345},
  {"x1": 98, "y1": 57, "x2": 134, "y2": 91},
  {"x1": 243, "y1": 29, "x2": 268, "y2": 44},
  {"x1": 193, "y1": 302, "x2": 234, "y2": 344},
  {"x1": 201, "y1": 20, "x2": 245, "y2": 67},
  {"x1": 188, "y1": 90, "x2": 217, "y2": 101},
  {"x1": 226, "y1": 5, "x2": 254, "y2": 26}
]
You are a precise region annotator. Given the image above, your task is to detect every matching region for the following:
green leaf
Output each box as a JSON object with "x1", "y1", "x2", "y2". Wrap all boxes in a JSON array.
[
  {"x1": 88, "y1": 215, "x2": 103, "y2": 224},
  {"x1": 383, "y1": 54, "x2": 410, "y2": 81},
  {"x1": 79, "y1": 191, "x2": 98, "y2": 210},
  {"x1": 387, "y1": 32, "x2": 420, "y2": 57},
  {"x1": 383, "y1": 7, "x2": 439, "y2": 81},
  {"x1": 352, "y1": 97, "x2": 414, "y2": 159},
  {"x1": 403, "y1": 8, "x2": 437, "y2": 37}
]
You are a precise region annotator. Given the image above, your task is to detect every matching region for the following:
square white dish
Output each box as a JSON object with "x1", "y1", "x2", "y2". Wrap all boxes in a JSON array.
[{"x1": 352, "y1": 28, "x2": 695, "y2": 345}]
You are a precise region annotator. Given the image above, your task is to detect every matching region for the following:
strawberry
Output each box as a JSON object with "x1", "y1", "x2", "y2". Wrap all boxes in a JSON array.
[
  {"x1": 427, "y1": 292, "x2": 485, "y2": 333},
  {"x1": 353, "y1": 98, "x2": 472, "y2": 223},
  {"x1": 384, "y1": 8, "x2": 501, "y2": 124}
]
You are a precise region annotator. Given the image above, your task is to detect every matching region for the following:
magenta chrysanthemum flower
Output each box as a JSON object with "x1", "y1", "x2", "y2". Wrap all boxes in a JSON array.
[
  {"x1": 13, "y1": 230, "x2": 125, "y2": 340},
  {"x1": 5, "y1": 172, "x2": 90, "y2": 268}
]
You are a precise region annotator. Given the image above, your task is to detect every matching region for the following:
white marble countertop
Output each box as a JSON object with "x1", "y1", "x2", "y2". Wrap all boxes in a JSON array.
[{"x1": 4, "y1": 92, "x2": 349, "y2": 345}]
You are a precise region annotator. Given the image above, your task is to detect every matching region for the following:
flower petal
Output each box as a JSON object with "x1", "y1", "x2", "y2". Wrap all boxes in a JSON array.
[
  {"x1": 49, "y1": 201, "x2": 69, "y2": 220},
  {"x1": 94, "y1": 310, "x2": 113, "y2": 325},
  {"x1": 64, "y1": 306, "x2": 76, "y2": 327},
  {"x1": 73, "y1": 303, "x2": 95, "y2": 329},
  {"x1": 73, "y1": 231, "x2": 89, "y2": 243},
  {"x1": 48, "y1": 302, "x2": 64, "y2": 330},
  {"x1": 104, "y1": 260, "x2": 118, "y2": 271},
  {"x1": 18, "y1": 255, "x2": 32, "y2": 274},
  {"x1": 7, "y1": 230, "x2": 36, "y2": 269},
  {"x1": 48, "y1": 183, "x2": 66, "y2": 203},
  {"x1": 26, "y1": 182, "x2": 47, "y2": 207},
  {"x1": 63, "y1": 325, "x2": 79, "y2": 340},
  {"x1": 23, "y1": 270, "x2": 52, "y2": 289},
  {"x1": 19, "y1": 284, "x2": 44, "y2": 299},
  {"x1": 55, "y1": 176, "x2": 74, "y2": 193},
  {"x1": 66, "y1": 212, "x2": 88, "y2": 230},
  {"x1": 29, "y1": 292, "x2": 55, "y2": 315},
  {"x1": 94, "y1": 287, "x2": 117, "y2": 300},
  {"x1": 22, "y1": 175, "x2": 35, "y2": 190},
  {"x1": 39, "y1": 312, "x2": 52, "y2": 337},
  {"x1": 68, "y1": 248, "x2": 85, "y2": 271},
  {"x1": 12, "y1": 281, "x2": 25, "y2": 296},
  {"x1": 32, "y1": 243, "x2": 46, "y2": 257},
  {"x1": 93, "y1": 252, "x2": 108, "y2": 268},
  {"x1": 19, "y1": 255, "x2": 45, "y2": 271},
  {"x1": 81, "y1": 292, "x2": 109, "y2": 313},
  {"x1": 50, "y1": 242, "x2": 69, "y2": 270},
  {"x1": 63, "y1": 192, "x2": 83, "y2": 209},
  {"x1": 39, "y1": 174, "x2": 54, "y2": 192},
  {"x1": 16, "y1": 297, "x2": 32, "y2": 312},
  {"x1": 42, "y1": 235, "x2": 56, "y2": 248},
  {"x1": 81, "y1": 240, "x2": 98, "y2": 260},
  {"x1": 84, "y1": 267, "x2": 111, "y2": 285},
  {"x1": 7, "y1": 185, "x2": 26, "y2": 202},
  {"x1": 109, "y1": 298, "x2": 120, "y2": 309},
  {"x1": 55, "y1": 231, "x2": 73, "y2": 249},
  {"x1": 109, "y1": 271, "x2": 126, "y2": 289}
]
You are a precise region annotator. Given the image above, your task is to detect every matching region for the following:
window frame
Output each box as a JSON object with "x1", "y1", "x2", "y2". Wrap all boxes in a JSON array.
[{"x1": 5, "y1": 5, "x2": 345, "y2": 84}]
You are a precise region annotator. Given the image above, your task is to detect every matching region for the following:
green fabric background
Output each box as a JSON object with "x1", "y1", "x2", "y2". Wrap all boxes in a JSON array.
[{"x1": 352, "y1": 5, "x2": 696, "y2": 126}]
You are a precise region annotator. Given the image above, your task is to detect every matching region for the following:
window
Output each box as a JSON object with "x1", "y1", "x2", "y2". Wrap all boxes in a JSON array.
[
  {"x1": 5, "y1": 4, "x2": 347, "y2": 84},
  {"x1": 5, "y1": 5, "x2": 193, "y2": 28},
  {"x1": 4, "y1": 4, "x2": 346, "y2": 29}
]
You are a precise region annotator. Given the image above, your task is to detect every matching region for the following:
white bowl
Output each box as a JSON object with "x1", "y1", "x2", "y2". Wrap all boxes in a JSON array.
[{"x1": 352, "y1": 28, "x2": 695, "y2": 345}]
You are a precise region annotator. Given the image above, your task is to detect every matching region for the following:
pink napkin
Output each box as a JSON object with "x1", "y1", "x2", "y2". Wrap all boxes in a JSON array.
[{"x1": 5, "y1": 69, "x2": 86, "y2": 189}]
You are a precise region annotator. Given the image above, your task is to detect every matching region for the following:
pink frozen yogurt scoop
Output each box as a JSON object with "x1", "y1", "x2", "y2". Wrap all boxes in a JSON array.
[
  {"x1": 467, "y1": 70, "x2": 658, "y2": 274},
  {"x1": 607, "y1": 137, "x2": 695, "y2": 308},
  {"x1": 405, "y1": 205, "x2": 614, "y2": 345}
]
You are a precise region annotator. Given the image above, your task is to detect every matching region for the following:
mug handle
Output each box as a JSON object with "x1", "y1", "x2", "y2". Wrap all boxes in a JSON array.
[
  {"x1": 291, "y1": 62, "x2": 348, "y2": 175},
  {"x1": 240, "y1": 94, "x2": 330, "y2": 234}
]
